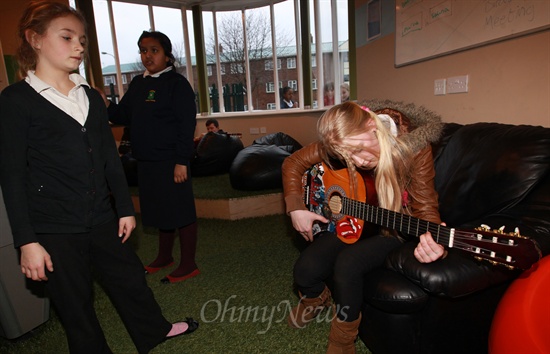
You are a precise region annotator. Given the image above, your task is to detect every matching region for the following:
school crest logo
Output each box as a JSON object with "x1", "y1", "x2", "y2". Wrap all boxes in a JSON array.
[{"x1": 146, "y1": 90, "x2": 156, "y2": 102}]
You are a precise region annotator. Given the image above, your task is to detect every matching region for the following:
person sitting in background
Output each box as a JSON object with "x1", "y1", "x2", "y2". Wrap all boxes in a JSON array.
[
  {"x1": 205, "y1": 118, "x2": 225, "y2": 134},
  {"x1": 341, "y1": 82, "x2": 350, "y2": 102},
  {"x1": 195, "y1": 118, "x2": 226, "y2": 145},
  {"x1": 323, "y1": 82, "x2": 335, "y2": 106},
  {"x1": 281, "y1": 86, "x2": 297, "y2": 109}
]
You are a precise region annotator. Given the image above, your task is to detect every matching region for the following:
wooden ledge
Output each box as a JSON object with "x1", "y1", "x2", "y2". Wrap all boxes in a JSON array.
[{"x1": 132, "y1": 192, "x2": 285, "y2": 220}]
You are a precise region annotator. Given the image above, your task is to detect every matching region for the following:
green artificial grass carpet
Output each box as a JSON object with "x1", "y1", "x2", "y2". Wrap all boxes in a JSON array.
[{"x1": 0, "y1": 215, "x2": 371, "y2": 354}]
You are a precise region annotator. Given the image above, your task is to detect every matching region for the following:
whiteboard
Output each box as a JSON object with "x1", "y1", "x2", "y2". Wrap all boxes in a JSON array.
[{"x1": 395, "y1": 0, "x2": 550, "y2": 67}]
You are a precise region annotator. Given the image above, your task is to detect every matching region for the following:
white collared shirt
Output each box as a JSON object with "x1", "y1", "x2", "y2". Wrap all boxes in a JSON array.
[
  {"x1": 283, "y1": 99, "x2": 294, "y2": 108},
  {"x1": 143, "y1": 66, "x2": 173, "y2": 78},
  {"x1": 25, "y1": 71, "x2": 90, "y2": 126}
]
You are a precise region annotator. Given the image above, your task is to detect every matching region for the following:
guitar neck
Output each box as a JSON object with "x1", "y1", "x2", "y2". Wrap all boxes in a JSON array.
[{"x1": 341, "y1": 197, "x2": 455, "y2": 247}]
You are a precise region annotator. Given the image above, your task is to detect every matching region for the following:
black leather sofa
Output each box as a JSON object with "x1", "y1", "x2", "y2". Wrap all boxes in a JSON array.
[{"x1": 358, "y1": 121, "x2": 550, "y2": 354}]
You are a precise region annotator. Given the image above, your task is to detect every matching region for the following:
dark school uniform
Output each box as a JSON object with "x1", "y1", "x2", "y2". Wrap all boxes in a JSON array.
[
  {"x1": 0, "y1": 80, "x2": 171, "y2": 353},
  {"x1": 108, "y1": 69, "x2": 197, "y2": 229}
]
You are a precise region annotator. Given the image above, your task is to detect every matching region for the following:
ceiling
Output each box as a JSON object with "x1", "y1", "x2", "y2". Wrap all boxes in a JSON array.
[{"x1": 110, "y1": 0, "x2": 287, "y2": 12}]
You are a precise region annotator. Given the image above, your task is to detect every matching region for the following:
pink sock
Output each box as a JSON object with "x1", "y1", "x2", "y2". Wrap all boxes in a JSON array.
[{"x1": 166, "y1": 322, "x2": 189, "y2": 337}]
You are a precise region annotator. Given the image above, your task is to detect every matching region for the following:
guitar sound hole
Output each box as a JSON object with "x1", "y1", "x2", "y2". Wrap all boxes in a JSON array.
[{"x1": 328, "y1": 194, "x2": 342, "y2": 215}]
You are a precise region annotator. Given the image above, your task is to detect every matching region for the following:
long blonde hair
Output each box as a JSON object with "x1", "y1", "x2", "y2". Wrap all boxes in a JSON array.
[{"x1": 317, "y1": 102, "x2": 412, "y2": 212}]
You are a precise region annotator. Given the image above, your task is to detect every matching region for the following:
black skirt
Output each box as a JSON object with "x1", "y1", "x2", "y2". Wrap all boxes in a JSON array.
[{"x1": 137, "y1": 160, "x2": 196, "y2": 229}]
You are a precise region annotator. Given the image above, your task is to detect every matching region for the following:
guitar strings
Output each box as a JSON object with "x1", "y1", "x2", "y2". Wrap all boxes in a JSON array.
[{"x1": 342, "y1": 198, "x2": 513, "y2": 257}]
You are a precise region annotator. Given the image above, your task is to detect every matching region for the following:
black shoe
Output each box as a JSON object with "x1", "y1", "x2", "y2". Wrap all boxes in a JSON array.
[{"x1": 164, "y1": 318, "x2": 199, "y2": 341}]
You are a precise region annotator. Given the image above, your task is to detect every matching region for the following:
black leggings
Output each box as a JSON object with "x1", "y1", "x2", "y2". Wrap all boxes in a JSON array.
[{"x1": 293, "y1": 231, "x2": 401, "y2": 322}]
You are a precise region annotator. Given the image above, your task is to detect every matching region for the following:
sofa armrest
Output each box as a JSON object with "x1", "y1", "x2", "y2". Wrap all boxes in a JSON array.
[{"x1": 385, "y1": 242, "x2": 519, "y2": 298}]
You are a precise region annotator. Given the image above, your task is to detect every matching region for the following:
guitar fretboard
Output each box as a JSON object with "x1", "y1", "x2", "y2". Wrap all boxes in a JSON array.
[{"x1": 340, "y1": 197, "x2": 455, "y2": 247}]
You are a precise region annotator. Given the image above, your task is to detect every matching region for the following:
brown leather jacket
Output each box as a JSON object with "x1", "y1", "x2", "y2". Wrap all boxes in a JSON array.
[{"x1": 282, "y1": 141, "x2": 441, "y2": 225}]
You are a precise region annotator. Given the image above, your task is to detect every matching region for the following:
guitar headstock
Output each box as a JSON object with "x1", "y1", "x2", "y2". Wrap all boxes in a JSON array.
[{"x1": 452, "y1": 225, "x2": 542, "y2": 270}]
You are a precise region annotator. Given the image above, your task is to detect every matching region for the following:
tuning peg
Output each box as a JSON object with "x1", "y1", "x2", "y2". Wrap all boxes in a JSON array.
[{"x1": 480, "y1": 224, "x2": 491, "y2": 231}]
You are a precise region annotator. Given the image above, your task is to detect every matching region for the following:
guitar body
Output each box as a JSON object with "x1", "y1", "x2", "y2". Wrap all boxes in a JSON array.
[{"x1": 303, "y1": 163, "x2": 377, "y2": 243}]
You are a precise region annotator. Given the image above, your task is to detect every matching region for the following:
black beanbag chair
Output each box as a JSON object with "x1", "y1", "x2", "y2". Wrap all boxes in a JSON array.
[
  {"x1": 192, "y1": 132, "x2": 244, "y2": 177},
  {"x1": 229, "y1": 132, "x2": 302, "y2": 190}
]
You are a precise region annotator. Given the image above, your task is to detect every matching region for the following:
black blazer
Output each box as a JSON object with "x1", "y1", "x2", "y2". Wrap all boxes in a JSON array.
[{"x1": 0, "y1": 81, "x2": 134, "y2": 248}]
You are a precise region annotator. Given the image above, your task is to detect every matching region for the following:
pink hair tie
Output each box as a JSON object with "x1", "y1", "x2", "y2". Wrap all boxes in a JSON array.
[{"x1": 360, "y1": 106, "x2": 370, "y2": 112}]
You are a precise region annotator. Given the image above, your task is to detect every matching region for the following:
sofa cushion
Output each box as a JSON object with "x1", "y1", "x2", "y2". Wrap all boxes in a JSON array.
[
  {"x1": 385, "y1": 242, "x2": 519, "y2": 298},
  {"x1": 363, "y1": 268, "x2": 429, "y2": 313},
  {"x1": 434, "y1": 123, "x2": 550, "y2": 227}
]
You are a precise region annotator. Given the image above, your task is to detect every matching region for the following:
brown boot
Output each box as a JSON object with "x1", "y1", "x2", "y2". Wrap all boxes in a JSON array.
[
  {"x1": 287, "y1": 286, "x2": 332, "y2": 328},
  {"x1": 326, "y1": 313, "x2": 362, "y2": 354}
]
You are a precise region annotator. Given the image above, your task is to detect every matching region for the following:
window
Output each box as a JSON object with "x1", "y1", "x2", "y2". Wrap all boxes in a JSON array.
[
  {"x1": 266, "y1": 81, "x2": 283, "y2": 93},
  {"x1": 287, "y1": 57, "x2": 296, "y2": 69},
  {"x1": 288, "y1": 80, "x2": 297, "y2": 90},
  {"x1": 122, "y1": 75, "x2": 127, "y2": 84},
  {"x1": 264, "y1": 59, "x2": 282, "y2": 71},
  {"x1": 95, "y1": 0, "x2": 349, "y2": 113},
  {"x1": 104, "y1": 76, "x2": 116, "y2": 85},
  {"x1": 230, "y1": 63, "x2": 244, "y2": 74}
]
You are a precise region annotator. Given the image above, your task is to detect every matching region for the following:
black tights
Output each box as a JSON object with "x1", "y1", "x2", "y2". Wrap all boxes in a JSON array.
[{"x1": 293, "y1": 231, "x2": 401, "y2": 322}]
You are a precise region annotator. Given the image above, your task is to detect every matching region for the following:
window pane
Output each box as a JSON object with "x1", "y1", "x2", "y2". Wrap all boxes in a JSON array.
[
  {"x1": 208, "y1": 10, "x2": 247, "y2": 112},
  {"x1": 111, "y1": 2, "x2": 150, "y2": 72},
  {"x1": 273, "y1": 1, "x2": 298, "y2": 110},
  {"x1": 312, "y1": 0, "x2": 349, "y2": 107},
  {"x1": 245, "y1": 6, "x2": 272, "y2": 111},
  {"x1": 152, "y1": 6, "x2": 186, "y2": 78}
]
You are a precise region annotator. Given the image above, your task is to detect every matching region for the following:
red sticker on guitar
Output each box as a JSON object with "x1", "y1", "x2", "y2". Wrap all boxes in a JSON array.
[{"x1": 336, "y1": 217, "x2": 363, "y2": 241}]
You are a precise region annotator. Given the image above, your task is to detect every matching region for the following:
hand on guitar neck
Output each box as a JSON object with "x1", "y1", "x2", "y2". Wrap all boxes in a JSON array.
[{"x1": 415, "y1": 224, "x2": 448, "y2": 262}]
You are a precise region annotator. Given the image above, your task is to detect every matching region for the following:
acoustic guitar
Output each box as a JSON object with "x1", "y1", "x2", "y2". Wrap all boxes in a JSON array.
[{"x1": 302, "y1": 163, "x2": 542, "y2": 270}]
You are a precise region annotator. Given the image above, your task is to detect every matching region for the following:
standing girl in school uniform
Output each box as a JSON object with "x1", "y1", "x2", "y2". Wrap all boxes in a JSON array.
[
  {"x1": 0, "y1": 2, "x2": 197, "y2": 353},
  {"x1": 105, "y1": 31, "x2": 199, "y2": 284}
]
